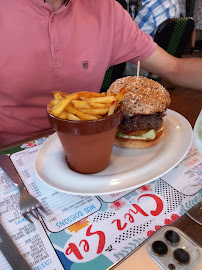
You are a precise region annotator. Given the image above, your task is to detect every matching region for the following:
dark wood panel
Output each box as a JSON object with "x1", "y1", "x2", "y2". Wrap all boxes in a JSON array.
[
  {"x1": 172, "y1": 203, "x2": 202, "y2": 247},
  {"x1": 169, "y1": 92, "x2": 201, "y2": 128}
]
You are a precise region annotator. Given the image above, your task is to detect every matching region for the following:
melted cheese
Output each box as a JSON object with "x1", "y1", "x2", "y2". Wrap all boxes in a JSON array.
[{"x1": 117, "y1": 127, "x2": 163, "y2": 140}]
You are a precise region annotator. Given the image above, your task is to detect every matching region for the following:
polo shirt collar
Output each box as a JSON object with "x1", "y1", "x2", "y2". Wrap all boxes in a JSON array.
[
  {"x1": 65, "y1": 0, "x2": 71, "y2": 6},
  {"x1": 43, "y1": 0, "x2": 71, "y2": 6},
  {"x1": 29, "y1": 0, "x2": 71, "y2": 13}
]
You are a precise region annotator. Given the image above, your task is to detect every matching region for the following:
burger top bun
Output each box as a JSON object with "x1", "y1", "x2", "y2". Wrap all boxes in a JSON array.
[{"x1": 108, "y1": 76, "x2": 171, "y2": 115}]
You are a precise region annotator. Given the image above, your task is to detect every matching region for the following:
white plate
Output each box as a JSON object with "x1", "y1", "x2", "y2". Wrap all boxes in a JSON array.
[{"x1": 35, "y1": 109, "x2": 193, "y2": 195}]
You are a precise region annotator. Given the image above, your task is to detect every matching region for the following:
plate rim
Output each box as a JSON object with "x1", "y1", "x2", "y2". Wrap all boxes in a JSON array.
[{"x1": 35, "y1": 109, "x2": 193, "y2": 195}]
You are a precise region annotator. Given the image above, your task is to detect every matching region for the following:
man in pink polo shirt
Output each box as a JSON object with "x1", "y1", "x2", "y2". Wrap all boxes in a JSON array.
[{"x1": 0, "y1": 0, "x2": 202, "y2": 146}]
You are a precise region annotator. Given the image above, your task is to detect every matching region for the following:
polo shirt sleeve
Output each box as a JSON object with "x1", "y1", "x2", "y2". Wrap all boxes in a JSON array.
[{"x1": 109, "y1": 0, "x2": 157, "y2": 65}]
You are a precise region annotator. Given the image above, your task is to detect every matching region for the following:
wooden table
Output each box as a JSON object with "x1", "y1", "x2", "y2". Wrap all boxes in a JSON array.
[
  {"x1": 168, "y1": 92, "x2": 201, "y2": 128},
  {"x1": 0, "y1": 92, "x2": 201, "y2": 247},
  {"x1": 172, "y1": 203, "x2": 202, "y2": 247}
]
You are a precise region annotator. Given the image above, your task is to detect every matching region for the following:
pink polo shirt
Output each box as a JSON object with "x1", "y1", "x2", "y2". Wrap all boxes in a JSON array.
[{"x1": 0, "y1": 0, "x2": 157, "y2": 146}]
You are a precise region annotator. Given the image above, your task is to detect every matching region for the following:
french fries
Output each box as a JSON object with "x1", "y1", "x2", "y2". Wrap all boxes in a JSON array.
[
  {"x1": 66, "y1": 112, "x2": 80, "y2": 121},
  {"x1": 49, "y1": 93, "x2": 79, "y2": 117},
  {"x1": 47, "y1": 89, "x2": 125, "y2": 121},
  {"x1": 79, "y1": 108, "x2": 110, "y2": 115},
  {"x1": 116, "y1": 87, "x2": 127, "y2": 103},
  {"x1": 81, "y1": 96, "x2": 116, "y2": 103},
  {"x1": 53, "y1": 92, "x2": 63, "y2": 101},
  {"x1": 72, "y1": 100, "x2": 92, "y2": 109},
  {"x1": 108, "y1": 101, "x2": 117, "y2": 116},
  {"x1": 88, "y1": 102, "x2": 111, "y2": 108},
  {"x1": 51, "y1": 91, "x2": 69, "y2": 98},
  {"x1": 65, "y1": 103, "x2": 98, "y2": 121}
]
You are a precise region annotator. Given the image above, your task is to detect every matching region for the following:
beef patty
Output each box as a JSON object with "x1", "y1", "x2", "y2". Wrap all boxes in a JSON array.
[{"x1": 119, "y1": 112, "x2": 165, "y2": 133}]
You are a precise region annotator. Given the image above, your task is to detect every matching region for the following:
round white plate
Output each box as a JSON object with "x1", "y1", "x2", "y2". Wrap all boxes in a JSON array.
[{"x1": 35, "y1": 109, "x2": 193, "y2": 195}]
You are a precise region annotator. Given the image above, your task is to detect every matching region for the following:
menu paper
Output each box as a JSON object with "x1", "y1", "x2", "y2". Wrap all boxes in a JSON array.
[
  {"x1": 161, "y1": 144, "x2": 202, "y2": 194},
  {"x1": 0, "y1": 168, "x2": 64, "y2": 270},
  {"x1": 10, "y1": 146, "x2": 101, "y2": 232},
  {"x1": 0, "y1": 252, "x2": 11, "y2": 270}
]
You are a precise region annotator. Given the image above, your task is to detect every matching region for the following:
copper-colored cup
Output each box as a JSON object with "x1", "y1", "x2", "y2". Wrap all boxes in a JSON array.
[{"x1": 47, "y1": 106, "x2": 123, "y2": 174}]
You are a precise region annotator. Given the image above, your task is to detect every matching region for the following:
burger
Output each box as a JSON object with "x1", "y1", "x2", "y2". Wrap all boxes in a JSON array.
[{"x1": 107, "y1": 76, "x2": 171, "y2": 148}]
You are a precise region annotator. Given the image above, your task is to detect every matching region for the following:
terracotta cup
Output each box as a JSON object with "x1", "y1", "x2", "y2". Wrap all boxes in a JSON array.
[{"x1": 47, "y1": 106, "x2": 123, "y2": 174}]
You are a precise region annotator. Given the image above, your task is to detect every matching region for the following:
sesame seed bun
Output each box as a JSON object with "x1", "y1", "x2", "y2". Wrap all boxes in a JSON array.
[{"x1": 108, "y1": 76, "x2": 171, "y2": 115}]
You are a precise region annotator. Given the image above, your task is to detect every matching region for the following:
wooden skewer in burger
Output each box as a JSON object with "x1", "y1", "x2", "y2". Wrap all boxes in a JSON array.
[{"x1": 107, "y1": 62, "x2": 171, "y2": 148}]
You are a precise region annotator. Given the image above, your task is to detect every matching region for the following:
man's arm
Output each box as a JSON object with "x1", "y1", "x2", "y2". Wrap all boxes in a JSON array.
[{"x1": 140, "y1": 46, "x2": 202, "y2": 91}]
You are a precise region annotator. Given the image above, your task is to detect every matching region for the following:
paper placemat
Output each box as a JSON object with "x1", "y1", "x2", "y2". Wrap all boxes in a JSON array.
[
  {"x1": 161, "y1": 143, "x2": 202, "y2": 194},
  {"x1": 0, "y1": 137, "x2": 201, "y2": 270}
]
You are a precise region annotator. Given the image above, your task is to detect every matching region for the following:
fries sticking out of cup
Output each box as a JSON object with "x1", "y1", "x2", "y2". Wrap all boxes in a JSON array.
[
  {"x1": 47, "y1": 90, "x2": 124, "y2": 174},
  {"x1": 47, "y1": 89, "x2": 125, "y2": 121}
]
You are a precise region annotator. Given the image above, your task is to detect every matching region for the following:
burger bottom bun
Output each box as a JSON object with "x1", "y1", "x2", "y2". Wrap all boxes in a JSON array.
[{"x1": 114, "y1": 130, "x2": 164, "y2": 149}]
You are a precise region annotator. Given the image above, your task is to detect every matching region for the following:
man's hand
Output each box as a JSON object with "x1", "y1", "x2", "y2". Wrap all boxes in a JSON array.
[{"x1": 140, "y1": 46, "x2": 202, "y2": 91}]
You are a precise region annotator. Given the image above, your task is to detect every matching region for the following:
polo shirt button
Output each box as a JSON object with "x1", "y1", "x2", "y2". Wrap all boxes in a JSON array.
[
  {"x1": 54, "y1": 48, "x2": 60, "y2": 53},
  {"x1": 51, "y1": 16, "x2": 54, "y2": 23}
]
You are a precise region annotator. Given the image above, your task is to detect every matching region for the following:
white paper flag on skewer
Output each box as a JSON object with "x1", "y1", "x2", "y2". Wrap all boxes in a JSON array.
[{"x1": 136, "y1": 61, "x2": 140, "y2": 83}]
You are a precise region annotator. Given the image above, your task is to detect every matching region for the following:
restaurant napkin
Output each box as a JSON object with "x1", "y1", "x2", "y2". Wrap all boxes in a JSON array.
[{"x1": 193, "y1": 109, "x2": 202, "y2": 153}]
